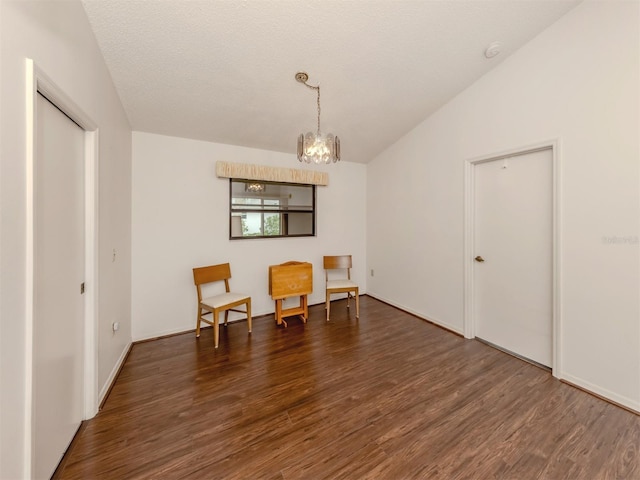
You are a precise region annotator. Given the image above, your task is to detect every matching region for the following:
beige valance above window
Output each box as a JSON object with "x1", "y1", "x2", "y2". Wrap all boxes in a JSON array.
[{"x1": 215, "y1": 161, "x2": 328, "y2": 186}]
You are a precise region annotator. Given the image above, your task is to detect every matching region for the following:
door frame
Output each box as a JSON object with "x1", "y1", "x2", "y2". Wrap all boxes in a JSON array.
[
  {"x1": 24, "y1": 59, "x2": 99, "y2": 477},
  {"x1": 463, "y1": 139, "x2": 562, "y2": 376}
]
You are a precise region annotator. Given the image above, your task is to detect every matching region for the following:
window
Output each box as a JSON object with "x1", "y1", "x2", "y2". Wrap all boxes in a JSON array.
[{"x1": 229, "y1": 179, "x2": 315, "y2": 239}]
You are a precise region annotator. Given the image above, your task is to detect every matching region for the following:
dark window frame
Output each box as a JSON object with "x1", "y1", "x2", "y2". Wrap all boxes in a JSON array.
[{"x1": 229, "y1": 179, "x2": 316, "y2": 240}]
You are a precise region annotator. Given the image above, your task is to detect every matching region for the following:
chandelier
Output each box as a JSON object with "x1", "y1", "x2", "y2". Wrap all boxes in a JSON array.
[
  {"x1": 295, "y1": 72, "x2": 340, "y2": 164},
  {"x1": 245, "y1": 182, "x2": 265, "y2": 193}
]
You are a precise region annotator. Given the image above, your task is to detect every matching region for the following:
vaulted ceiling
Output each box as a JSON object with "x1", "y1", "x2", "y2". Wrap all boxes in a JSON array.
[{"x1": 81, "y1": 0, "x2": 581, "y2": 163}]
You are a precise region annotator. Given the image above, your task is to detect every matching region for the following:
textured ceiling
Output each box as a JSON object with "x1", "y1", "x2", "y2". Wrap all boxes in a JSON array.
[{"x1": 81, "y1": 0, "x2": 581, "y2": 164}]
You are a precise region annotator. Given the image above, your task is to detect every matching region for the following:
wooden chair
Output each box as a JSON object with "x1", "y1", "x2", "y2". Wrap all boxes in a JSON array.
[
  {"x1": 323, "y1": 255, "x2": 359, "y2": 322},
  {"x1": 192, "y1": 263, "x2": 251, "y2": 349}
]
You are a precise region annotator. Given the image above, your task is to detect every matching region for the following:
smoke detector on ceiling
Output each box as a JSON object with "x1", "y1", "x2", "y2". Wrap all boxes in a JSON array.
[{"x1": 484, "y1": 42, "x2": 502, "y2": 59}]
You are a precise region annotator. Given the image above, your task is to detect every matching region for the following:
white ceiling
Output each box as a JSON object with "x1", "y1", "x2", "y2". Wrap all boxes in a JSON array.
[{"x1": 81, "y1": 0, "x2": 581, "y2": 164}]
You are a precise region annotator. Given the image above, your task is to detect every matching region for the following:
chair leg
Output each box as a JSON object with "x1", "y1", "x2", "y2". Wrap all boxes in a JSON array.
[
  {"x1": 224, "y1": 310, "x2": 229, "y2": 326},
  {"x1": 347, "y1": 292, "x2": 350, "y2": 309},
  {"x1": 326, "y1": 291, "x2": 331, "y2": 321},
  {"x1": 196, "y1": 306, "x2": 202, "y2": 337},
  {"x1": 213, "y1": 309, "x2": 220, "y2": 349},
  {"x1": 301, "y1": 295, "x2": 308, "y2": 323},
  {"x1": 247, "y1": 299, "x2": 252, "y2": 333},
  {"x1": 355, "y1": 289, "x2": 360, "y2": 319}
]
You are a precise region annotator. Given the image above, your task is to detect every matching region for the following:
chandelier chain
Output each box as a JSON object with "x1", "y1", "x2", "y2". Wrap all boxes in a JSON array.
[
  {"x1": 300, "y1": 80, "x2": 321, "y2": 135},
  {"x1": 316, "y1": 86, "x2": 321, "y2": 135}
]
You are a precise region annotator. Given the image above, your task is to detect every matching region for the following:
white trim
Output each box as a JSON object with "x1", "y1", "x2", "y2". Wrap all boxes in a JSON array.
[
  {"x1": 463, "y1": 139, "x2": 561, "y2": 376},
  {"x1": 24, "y1": 59, "x2": 100, "y2": 476},
  {"x1": 84, "y1": 130, "x2": 100, "y2": 417},
  {"x1": 366, "y1": 293, "x2": 464, "y2": 336},
  {"x1": 98, "y1": 342, "x2": 131, "y2": 406},
  {"x1": 551, "y1": 140, "x2": 563, "y2": 378},
  {"x1": 561, "y1": 373, "x2": 640, "y2": 414},
  {"x1": 463, "y1": 159, "x2": 474, "y2": 339},
  {"x1": 133, "y1": 326, "x2": 203, "y2": 343},
  {"x1": 24, "y1": 59, "x2": 36, "y2": 480}
]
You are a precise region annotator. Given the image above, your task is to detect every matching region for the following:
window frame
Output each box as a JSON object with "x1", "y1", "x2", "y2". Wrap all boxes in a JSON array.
[{"x1": 228, "y1": 178, "x2": 316, "y2": 240}]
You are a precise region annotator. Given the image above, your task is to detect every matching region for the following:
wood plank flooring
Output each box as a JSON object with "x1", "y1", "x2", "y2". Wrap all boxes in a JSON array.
[{"x1": 56, "y1": 296, "x2": 640, "y2": 479}]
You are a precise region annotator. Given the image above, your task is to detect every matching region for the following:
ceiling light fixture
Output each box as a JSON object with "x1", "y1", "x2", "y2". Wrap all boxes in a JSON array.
[
  {"x1": 245, "y1": 182, "x2": 265, "y2": 193},
  {"x1": 295, "y1": 72, "x2": 340, "y2": 164}
]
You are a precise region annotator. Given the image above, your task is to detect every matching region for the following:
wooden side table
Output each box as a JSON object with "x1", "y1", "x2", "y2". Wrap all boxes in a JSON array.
[{"x1": 268, "y1": 261, "x2": 313, "y2": 327}]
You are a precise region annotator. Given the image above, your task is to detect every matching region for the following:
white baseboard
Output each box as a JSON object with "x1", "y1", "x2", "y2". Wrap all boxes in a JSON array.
[
  {"x1": 133, "y1": 324, "x2": 196, "y2": 343},
  {"x1": 367, "y1": 294, "x2": 638, "y2": 414},
  {"x1": 98, "y1": 342, "x2": 131, "y2": 406},
  {"x1": 365, "y1": 292, "x2": 464, "y2": 336},
  {"x1": 560, "y1": 372, "x2": 640, "y2": 414}
]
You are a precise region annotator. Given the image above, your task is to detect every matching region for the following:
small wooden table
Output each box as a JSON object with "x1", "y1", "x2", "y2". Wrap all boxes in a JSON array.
[{"x1": 268, "y1": 261, "x2": 313, "y2": 327}]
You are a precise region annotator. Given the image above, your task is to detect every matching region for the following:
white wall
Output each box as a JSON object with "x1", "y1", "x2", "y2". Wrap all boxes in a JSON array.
[
  {"x1": 367, "y1": 0, "x2": 639, "y2": 411},
  {"x1": 132, "y1": 132, "x2": 366, "y2": 340},
  {"x1": 0, "y1": 1, "x2": 132, "y2": 477}
]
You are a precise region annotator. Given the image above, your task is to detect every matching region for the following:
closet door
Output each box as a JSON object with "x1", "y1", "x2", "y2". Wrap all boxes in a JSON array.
[{"x1": 34, "y1": 93, "x2": 85, "y2": 479}]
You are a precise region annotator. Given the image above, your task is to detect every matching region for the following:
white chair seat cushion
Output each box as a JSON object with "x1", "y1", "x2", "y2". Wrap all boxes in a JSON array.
[
  {"x1": 201, "y1": 292, "x2": 249, "y2": 309},
  {"x1": 327, "y1": 280, "x2": 358, "y2": 290}
]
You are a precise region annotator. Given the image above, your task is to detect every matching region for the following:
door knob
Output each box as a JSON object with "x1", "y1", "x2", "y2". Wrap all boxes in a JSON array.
[{"x1": 475, "y1": 256, "x2": 485, "y2": 262}]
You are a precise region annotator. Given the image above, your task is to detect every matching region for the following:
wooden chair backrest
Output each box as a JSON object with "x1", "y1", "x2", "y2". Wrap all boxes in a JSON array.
[
  {"x1": 323, "y1": 255, "x2": 352, "y2": 281},
  {"x1": 193, "y1": 263, "x2": 231, "y2": 300}
]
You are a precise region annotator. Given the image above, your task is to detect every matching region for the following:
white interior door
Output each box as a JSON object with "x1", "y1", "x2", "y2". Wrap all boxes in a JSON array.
[
  {"x1": 34, "y1": 93, "x2": 85, "y2": 479},
  {"x1": 474, "y1": 148, "x2": 553, "y2": 367}
]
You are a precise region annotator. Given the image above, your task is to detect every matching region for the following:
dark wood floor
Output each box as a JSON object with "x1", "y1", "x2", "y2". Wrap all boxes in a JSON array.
[{"x1": 56, "y1": 296, "x2": 639, "y2": 479}]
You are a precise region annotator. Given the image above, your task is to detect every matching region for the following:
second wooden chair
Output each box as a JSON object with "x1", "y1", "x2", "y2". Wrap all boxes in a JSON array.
[{"x1": 323, "y1": 255, "x2": 359, "y2": 322}]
